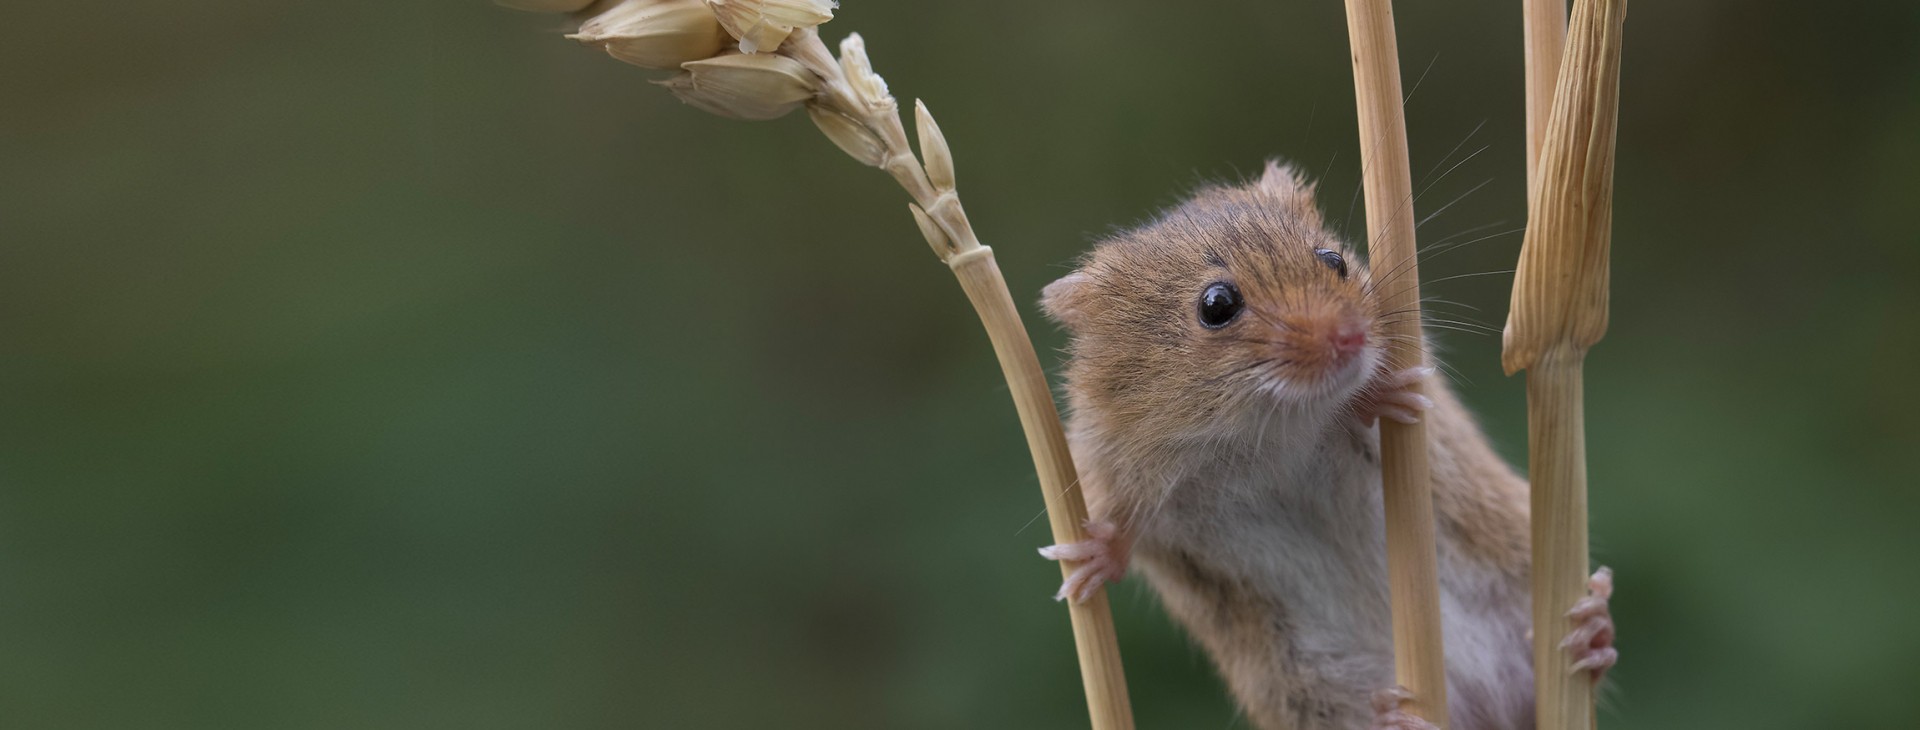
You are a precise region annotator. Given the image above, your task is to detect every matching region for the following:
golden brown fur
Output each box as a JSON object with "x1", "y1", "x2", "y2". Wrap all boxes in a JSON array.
[{"x1": 1043, "y1": 161, "x2": 1538, "y2": 729}]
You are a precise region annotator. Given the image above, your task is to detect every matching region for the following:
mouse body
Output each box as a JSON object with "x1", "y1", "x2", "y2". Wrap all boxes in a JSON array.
[{"x1": 1038, "y1": 161, "x2": 1614, "y2": 730}]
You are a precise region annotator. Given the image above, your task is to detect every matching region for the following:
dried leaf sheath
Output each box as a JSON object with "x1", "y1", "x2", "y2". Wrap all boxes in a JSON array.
[
  {"x1": 1505, "y1": 0, "x2": 1626, "y2": 374},
  {"x1": 1503, "y1": 1, "x2": 1627, "y2": 729}
]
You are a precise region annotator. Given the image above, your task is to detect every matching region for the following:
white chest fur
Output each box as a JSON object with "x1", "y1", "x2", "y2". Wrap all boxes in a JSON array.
[{"x1": 1127, "y1": 424, "x2": 1534, "y2": 730}]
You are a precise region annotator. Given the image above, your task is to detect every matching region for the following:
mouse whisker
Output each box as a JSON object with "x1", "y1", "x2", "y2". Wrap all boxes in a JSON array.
[
  {"x1": 1360, "y1": 224, "x2": 1521, "y2": 298},
  {"x1": 1372, "y1": 306, "x2": 1429, "y2": 319},
  {"x1": 1360, "y1": 179, "x2": 1495, "y2": 298},
  {"x1": 1415, "y1": 143, "x2": 1491, "y2": 205},
  {"x1": 1242, "y1": 304, "x2": 1297, "y2": 333},
  {"x1": 1414, "y1": 118, "x2": 1489, "y2": 193},
  {"x1": 1420, "y1": 293, "x2": 1485, "y2": 308},
  {"x1": 1252, "y1": 387, "x2": 1288, "y2": 450},
  {"x1": 1372, "y1": 306, "x2": 1491, "y2": 331},
  {"x1": 1369, "y1": 270, "x2": 1514, "y2": 308},
  {"x1": 1336, "y1": 69, "x2": 1463, "y2": 252},
  {"x1": 1376, "y1": 307, "x2": 1498, "y2": 326},
  {"x1": 1375, "y1": 320, "x2": 1496, "y2": 340},
  {"x1": 1410, "y1": 178, "x2": 1493, "y2": 233},
  {"x1": 1358, "y1": 164, "x2": 1489, "y2": 273},
  {"x1": 1385, "y1": 222, "x2": 1522, "y2": 284},
  {"x1": 1207, "y1": 358, "x2": 1280, "y2": 384},
  {"x1": 1376, "y1": 312, "x2": 1501, "y2": 334},
  {"x1": 1370, "y1": 333, "x2": 1471, "y2": 384},
  {"x1": 1414, "y1": 296, "x2": 1485, "y2": 316},
  {"x1": 1404, "y1": 322, "x2": 1500, "y2": 338},
  {"x1": 1402, "y1": 51, "x2": 1441, "y2": 108},
  {"x1": 1420, "y1": 219, "x2": 1516, "y2": 249}
]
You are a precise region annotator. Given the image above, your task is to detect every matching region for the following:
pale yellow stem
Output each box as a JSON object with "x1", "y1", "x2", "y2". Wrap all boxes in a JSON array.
[
  {"x1": 788, "y1": 26, "x2": 1132, "y2": 729},
  {"x1": 1342, "y1": 0, "x2": 1450, "y2": 725},
  {"x1": 1523, "y1": 0, "x2": 1568, "y2": 194},
  {"x1": 1525, "y1": 351, "x2": 1593, "y2": 730},
  {"x1": 950, "y1": 249, "x2": 1133, "y2": 730}
]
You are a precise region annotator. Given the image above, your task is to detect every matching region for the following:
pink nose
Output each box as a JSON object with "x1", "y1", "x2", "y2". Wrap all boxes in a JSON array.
[{"x1": 1329, "y1": 325, "x2": 1367, "y2": 356}]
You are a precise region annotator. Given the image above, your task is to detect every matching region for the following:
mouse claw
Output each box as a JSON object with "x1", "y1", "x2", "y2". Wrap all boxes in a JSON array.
[
  {"x1": 1351, "y1": 365, "x2": 1436, "y2": 427},
  {"x1": 1561, "y1": 567, "x2": 1618, "y2": 681},
  {"x1": 1038, "y1": 520, "x2": 1129, "y2": 604},
  {"x1": 1369, "y1": 685, "x2": 1441, "y2": 730}
]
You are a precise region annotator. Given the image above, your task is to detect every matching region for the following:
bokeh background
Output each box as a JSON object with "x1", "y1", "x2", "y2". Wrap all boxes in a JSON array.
[{"x1": 4, "y1": 1, "x2": 1918, "y2": 728}]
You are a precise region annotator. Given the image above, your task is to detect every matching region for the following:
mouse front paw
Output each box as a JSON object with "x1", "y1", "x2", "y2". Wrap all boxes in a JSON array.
[
  {"x1": 1562, "y1": 566, "x2": 1619, "y2": 680},
  {"x1": 1038, "y1": 519, "x2": 1129, "y2": 604},
  {"x1": 1369, "y1": 686, "x2": 1441, "y2": 730},
  {"x1": 1351, "y1": 365, "x2": 1436, "y2": 426}
]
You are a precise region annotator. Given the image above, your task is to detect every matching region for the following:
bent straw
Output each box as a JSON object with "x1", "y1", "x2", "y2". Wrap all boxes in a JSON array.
[
  {"x1": 791, "y1": 34, "x2": 1137, "y2": 728},
  {"x1": 897, "y1": 98, "x2": 1135, "y2": 730},
  {"x1": 756, "y1": 28, "x2": 1141, "y2": 730},
  {"x1": 946, "y1": 248, "x2": 1134, "y2": 730},
  {"x1": 1341, "y1": 0, "x2": 1450, "y2": 724},
  {"x1": 1502, "y1": 0, "x2": 1627, "y2": 729}
]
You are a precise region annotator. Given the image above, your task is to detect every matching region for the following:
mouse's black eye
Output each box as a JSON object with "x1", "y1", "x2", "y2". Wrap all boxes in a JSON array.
[
  {"x1": 1315, "y1": 248, "x2": 1348, "y2": 279},
  {"x1": 1197, "y1": 282, "x2": 1243, "y2": 329}
]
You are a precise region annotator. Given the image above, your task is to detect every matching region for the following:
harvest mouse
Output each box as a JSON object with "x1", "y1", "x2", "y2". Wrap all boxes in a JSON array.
[{"x1": 1038, "y1": 161, "x2": 1616, "y2": 729}]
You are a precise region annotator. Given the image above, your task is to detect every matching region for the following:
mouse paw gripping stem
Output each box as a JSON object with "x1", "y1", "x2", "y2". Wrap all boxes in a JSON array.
[
  {"x1": 1038, "y1": 520, "x2": 1129, "y2": 604},
  {"x1": 1562, "y1": 566, "x2": 1619, "y2": 680},
  {"x1": 1351, "y1": 365, "x2": 1436, "y2": 426},
  {"x1": 1369, "y1": 686, "x2": 1442, "y2": 730}
]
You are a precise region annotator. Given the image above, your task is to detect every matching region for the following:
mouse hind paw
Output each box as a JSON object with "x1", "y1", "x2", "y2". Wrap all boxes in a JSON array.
[
  {"x1": 1038, "y1": 520, "x2": 1129, "y2": 604},
  {"x1": 1561, "y1": 566, "x2": 1619, "y2": 679},
  {"x1": 1369, "y1": 686, "x2": 1441, "y2": 730}
]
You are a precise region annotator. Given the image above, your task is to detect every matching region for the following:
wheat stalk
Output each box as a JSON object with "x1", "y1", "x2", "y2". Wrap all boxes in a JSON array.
[
  {"x1": 508, "y1": 1, "x2": 1134, "y2": 727},
  {"x1": 1523, "y1": 0, "x2": 1568, "y2": 195},
  {"x1": 1341, "y1": 0, "x2": 1451, "y2": 725},
  {"x1": 1502, "y1": 0, "x2": 1628, "y2": 728}
]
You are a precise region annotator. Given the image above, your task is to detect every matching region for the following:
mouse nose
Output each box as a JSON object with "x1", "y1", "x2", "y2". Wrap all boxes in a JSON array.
[{"x1": 1329, "y1": 323, "x2": 1367, "y2": 358}]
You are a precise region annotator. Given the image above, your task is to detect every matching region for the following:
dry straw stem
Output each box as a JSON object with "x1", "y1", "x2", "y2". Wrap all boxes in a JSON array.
[
  {"x1": 1502, "y1": 0, "x2": 1627, "y2": 728},
  {"x1": 1523, "y1": 0, "x2": 1568, "y2": 194},
  {"x1": 1342, "y1": 0, "x2": 1450, "y2": 724},
  {"x1": 947, "y1": 250, "x2": 1134, "y2": 730}
]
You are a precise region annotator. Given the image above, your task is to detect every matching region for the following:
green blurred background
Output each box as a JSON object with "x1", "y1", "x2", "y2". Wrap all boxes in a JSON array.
[{"x1": 3, "y1": 1, "x2": 1917, "y2": 728}]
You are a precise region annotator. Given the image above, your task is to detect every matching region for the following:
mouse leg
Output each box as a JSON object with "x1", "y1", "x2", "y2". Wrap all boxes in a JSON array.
[
  {"x1": 1368, "y1": 686, "x2": 1441, "y2": 730},
  {"x1": 1038, "y1": 519, "x2": 1130, "y2": 603},
  {"x1": 1351, "y1": 365, "x2": 1436, "y2": 426},
  {"x1": 1562, "y1": 567, "x2": 1618, "y2": 680}
]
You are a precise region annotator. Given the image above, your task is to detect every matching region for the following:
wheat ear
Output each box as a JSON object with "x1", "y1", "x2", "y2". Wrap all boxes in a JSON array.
[{"x1": 514, "y1": 2, "x2": 1134, "y2": 727}]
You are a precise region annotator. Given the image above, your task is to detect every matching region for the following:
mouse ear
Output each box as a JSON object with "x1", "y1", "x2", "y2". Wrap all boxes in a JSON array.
[
  {"x1": 1255, "y1": 159, "x2": 1324, "y2": 225},
  {"x1": 1041, "y1": 270, "x2": 1094, "y2": 331}
]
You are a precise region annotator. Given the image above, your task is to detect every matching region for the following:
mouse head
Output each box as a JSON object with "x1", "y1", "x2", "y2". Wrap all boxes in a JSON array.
[{"x1": 1045, "y1": 161, "x2": 1383, "y2": 435}]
